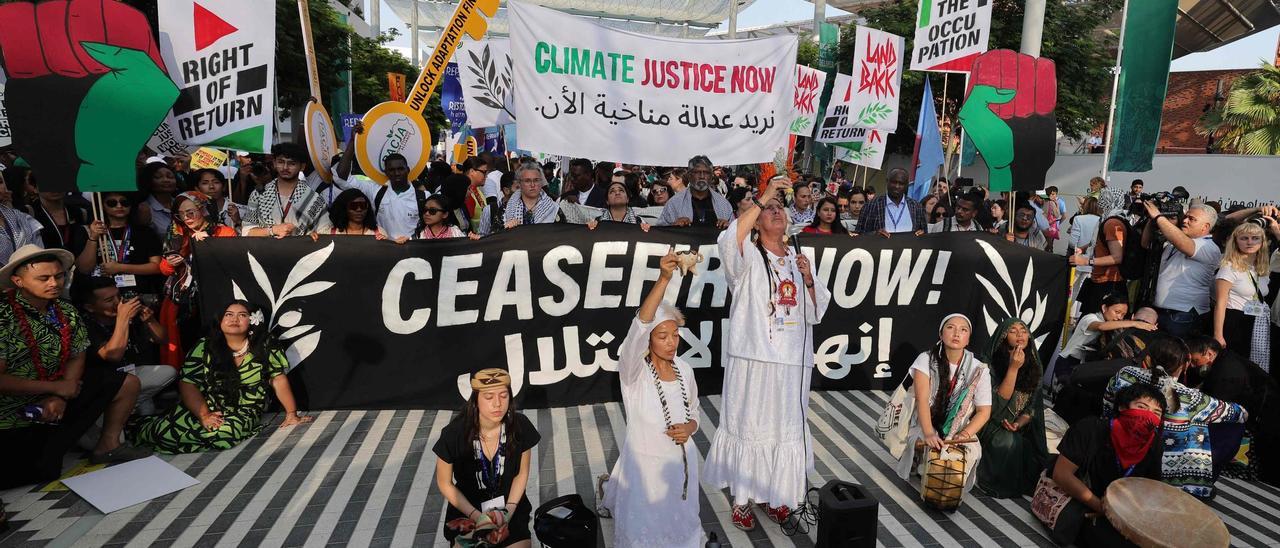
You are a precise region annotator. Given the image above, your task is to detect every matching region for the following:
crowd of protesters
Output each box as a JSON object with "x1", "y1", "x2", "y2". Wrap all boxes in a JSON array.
[{"x1": 0, "y1": 134, "x2": 1277, "y2": 547}]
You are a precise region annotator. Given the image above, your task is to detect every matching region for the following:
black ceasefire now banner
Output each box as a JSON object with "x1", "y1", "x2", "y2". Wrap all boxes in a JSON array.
[{"x1": 193, "y1": 224, "x2": 1068, "y2": 410}]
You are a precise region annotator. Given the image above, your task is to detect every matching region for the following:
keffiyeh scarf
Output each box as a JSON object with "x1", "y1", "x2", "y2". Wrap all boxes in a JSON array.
[{"x1": 503, "y1": 193, "x2": 559, "y2": 225}]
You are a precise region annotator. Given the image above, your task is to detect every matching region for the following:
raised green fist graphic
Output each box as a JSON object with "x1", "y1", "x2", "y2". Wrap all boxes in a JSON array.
[
  {"x1": 0, "y1": 0, "x2": 178, "y2": 192},
  {"x1": 958, "y1": 50, "x2": 1057, "y2": 192}
]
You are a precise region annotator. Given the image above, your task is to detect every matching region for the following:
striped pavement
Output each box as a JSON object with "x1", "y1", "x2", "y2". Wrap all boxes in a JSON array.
[{"x1": 1, "y1": 390, "x2": 1278, "y2": 547}]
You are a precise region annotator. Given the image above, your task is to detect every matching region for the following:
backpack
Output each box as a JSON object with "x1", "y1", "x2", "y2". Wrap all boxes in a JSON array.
[
  {"x1": 1097, "y1": 215, "x2": 1146, "y2": 280},
  {"x1": 375, "y1": 185, "x2": 426, "y2": 217}
]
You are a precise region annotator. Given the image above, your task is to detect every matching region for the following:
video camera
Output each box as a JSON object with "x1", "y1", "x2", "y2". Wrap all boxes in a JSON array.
[{"x1": 1129, "y1": 188, "x2": 1189, "y2": 220}]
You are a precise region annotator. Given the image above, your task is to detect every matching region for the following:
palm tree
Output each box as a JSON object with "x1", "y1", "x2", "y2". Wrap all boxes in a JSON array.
[{"x1": 1197, "y1": 63, "x2": 1280, "y2": 155}]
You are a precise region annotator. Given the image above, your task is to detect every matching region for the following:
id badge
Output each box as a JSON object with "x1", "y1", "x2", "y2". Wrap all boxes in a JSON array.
[
  {"x1": 480, "y1": 496, "x2": 505, "y2": 513},
  {"x1": 114, "y1": 274, "x2": 137, "y2": 288},
  {"x1": 1244, "y1": 301, "x2": 1268, "y2": 317},
  {"x1": 116, "y1": 364, "x2": 137, "y2": 374}
]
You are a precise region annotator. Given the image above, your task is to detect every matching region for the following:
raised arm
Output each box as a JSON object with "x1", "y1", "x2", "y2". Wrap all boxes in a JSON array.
[
  {"x1": 734, "y1": 176, "x2": 791, "y2": 247},
  {"x1": 335, "y1": 121, "x2": 362, "y2": 182},
  {"x1": 638, "y1": 251, "x2": 678, "y2": 322}
]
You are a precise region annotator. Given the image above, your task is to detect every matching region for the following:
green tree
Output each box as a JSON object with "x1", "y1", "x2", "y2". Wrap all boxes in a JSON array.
[
  {"x1": 1197, "y1": 63, "x2": 1280, "y2": 155},
  {"x1": 797, "y1": 36, "x2": 819, "y2": 67},
  {"x1": 349, "y1": 29, "x2": 448, "y2": 136},
  {"x1": 842, "y1": 0, "x2": 1123, "y2": 153},
  {"x1": 275, "y1": 0, "x2": 353, "y2": 114}
]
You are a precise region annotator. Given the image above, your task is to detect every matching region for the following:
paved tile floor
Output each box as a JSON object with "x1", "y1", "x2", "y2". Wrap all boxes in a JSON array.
[{"x1": 2, "y1": 390, "x2": 1278, "y2": 547}]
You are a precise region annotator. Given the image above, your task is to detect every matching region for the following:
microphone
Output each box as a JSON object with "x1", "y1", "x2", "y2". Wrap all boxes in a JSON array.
[{"x1": 791, "y1": 231, "x2": 802, "y2": 255}]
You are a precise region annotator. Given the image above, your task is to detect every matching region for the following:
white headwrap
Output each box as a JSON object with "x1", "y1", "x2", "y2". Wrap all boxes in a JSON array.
[
  {"x1": 938, "y1": 313, "x2": 972, "y2": 335},
  {"x1": 653, "y1": 302, "x2": 686, "y2": 327}
]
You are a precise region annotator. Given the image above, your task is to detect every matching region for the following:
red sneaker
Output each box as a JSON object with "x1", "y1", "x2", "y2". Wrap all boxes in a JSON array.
[
  {"x1": 731, "y1": 504, "x2": 757, "y2": 531},
  {"x1": 764, "y1": 504, "x2": 791, "y2": 525}
]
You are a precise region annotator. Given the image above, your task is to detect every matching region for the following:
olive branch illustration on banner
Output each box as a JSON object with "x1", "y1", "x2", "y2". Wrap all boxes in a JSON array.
[
  {"x1": 974, "y1": 240, "x2": 1050, "y2": 348},
  {"x1": 856, "y1": 103, "x2": 892, "y2": 126},
  {"x1": 467, "y1": 44, "x2": 515, "y2": 120},
  {"x1": 789, "y1": 116, "x2": 811, "y2": 133},
  {"x1": 231, "y1": 242, "x2": 336, "y2": 371}
]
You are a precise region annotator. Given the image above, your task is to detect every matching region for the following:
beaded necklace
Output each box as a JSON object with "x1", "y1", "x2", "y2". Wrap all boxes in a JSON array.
[
  {"x1": 8, "y1": 291, "x2": 72, "y2": 381},
  {"x1": 647, "y1": 355, "x2": 692, "y2": 500}
]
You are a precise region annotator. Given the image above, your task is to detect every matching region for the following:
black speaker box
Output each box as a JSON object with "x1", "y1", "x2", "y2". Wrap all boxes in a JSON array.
[{"x1": 816, "y1": 479, "x2": 879, "y2": 547}]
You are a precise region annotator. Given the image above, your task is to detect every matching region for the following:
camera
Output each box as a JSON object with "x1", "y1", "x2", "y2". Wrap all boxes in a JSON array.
[{"x1": 1129, "y1": 188, "x2": 1189, "y2": 219}]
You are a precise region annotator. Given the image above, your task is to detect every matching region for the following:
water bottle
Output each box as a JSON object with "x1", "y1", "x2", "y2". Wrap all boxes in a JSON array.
[
  {"x1": 705, "y1": 531, "x2": 721, "y2": 548},
  {"x1": 20, "y1": 404, "x2": 42, "y2": 421}
]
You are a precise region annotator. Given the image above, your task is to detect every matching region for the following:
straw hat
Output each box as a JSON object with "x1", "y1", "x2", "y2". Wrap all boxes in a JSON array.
[{"x1": 0, "y1": 245, "x2": 74, "y2": 289}]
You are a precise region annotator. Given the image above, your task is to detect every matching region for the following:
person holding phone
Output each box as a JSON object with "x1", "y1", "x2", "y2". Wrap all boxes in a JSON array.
[{"x1": 157, "y1": 192, "x2": 237, "y2": 368}]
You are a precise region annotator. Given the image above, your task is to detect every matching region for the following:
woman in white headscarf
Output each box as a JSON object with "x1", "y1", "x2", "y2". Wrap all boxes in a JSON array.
[
  {"x1": 599, "y1": 249, "x2": 702, "y2": 547},
  {"x1": 894, "y1": 314, "x2": 992, "y2": 498}
]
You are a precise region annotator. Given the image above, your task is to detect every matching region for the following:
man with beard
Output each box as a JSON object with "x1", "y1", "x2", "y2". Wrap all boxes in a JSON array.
[
  {"x1": 857, "y1": 168, "x2": 925, "y2": 236},
  {"x1": 659, "y1": 155, "x2": 732, "y2": 228},
  {"x1": 928, "y1": 192, "x2": 983, "y2": 233},
  {"x1": 1007, "y1": 201, "x2": 1047, "y2": 249}
]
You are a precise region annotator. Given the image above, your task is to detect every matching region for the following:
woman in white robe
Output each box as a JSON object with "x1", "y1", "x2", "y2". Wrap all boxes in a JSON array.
[
  {"x1": 703, "y1": 176, "x2": 832, "y2": 531},
  {"x1": 601, "y1": 250, "x2": 703, "y2": 547}
]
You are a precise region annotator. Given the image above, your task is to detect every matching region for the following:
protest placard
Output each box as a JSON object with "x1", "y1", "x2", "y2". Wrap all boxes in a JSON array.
[
  {"x1": 387, "y1": 72, "x2": 406, "y2": 102},
  {"x1": 355, "y1": 0, "x2": 499, "y2": 183},
  {"x1": 147, "y1": 122, "x2": 189, "y2": 158},
  {"x1": 833, "y1": 130, "x2": 888, "y2": 169},
  {"x1": 298, "y1": 0, "x2": 337, "y2": 182},
  {"x1": 788, "y1": 65, "x2": 825, "y2": 136},
  {"x1": 910, "y1": 0, "x2": 993, "y2": 73},
  {"x1": 189, "y1": 147, "x2": 228, "y2": 169},
  {"x1": 510, "y1": 1, "x2": 795, "y2": 166},
  {"x1": 0, "y1": 83, "x2": 9, "y2": 148},
  {"x1": 338, "y1": 113, "x2": 362, "y2": 143},
  {"x1": 816, "y1": 73, "x2": 860, "y2": 143},
  {"x1": 850, "y1": 26, "x2": 904, "y2": 131},
  {"x1": 158, "y1": 0, "x2": 276, "y2": 153},
  {"x1": 442, "y1": 63, "x2": 468, "y2": 132},
  {"x1": 457, "y1": 39, "x2": 514, "y2": 128}
]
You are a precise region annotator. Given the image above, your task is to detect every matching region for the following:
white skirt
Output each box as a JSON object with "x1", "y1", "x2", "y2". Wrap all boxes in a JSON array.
[
  {"x1": 603, "y1": 440, "x2": 703, "y2": 547},
  {"x1": 702, "y1": 357, "x2": 813, "y2": 508}
]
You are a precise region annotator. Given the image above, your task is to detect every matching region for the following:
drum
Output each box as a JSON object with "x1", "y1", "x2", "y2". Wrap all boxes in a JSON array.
[
  {"x1": 1103, "y1": 477, "x2": 1229, "y2": 548},
  {"x1": 920, "y1": 445, "x2": 967, "y2": 511}
]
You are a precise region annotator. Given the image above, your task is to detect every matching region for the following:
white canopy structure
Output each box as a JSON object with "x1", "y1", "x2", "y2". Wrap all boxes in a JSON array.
[{"x1": 384, "y1": 0, "x2": 759, "y2": 47}]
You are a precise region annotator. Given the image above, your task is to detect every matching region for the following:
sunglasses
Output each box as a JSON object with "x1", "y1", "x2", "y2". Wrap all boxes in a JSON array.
[
  {"x1": 348, "y1": 201, "x2": 369, "y2": 211},
  {"x1": 105, "y1": 198, "x2": 130, "y2": 207},
  {"x1": 423, "y1": 207, "x2": 445, "y2": 215}
]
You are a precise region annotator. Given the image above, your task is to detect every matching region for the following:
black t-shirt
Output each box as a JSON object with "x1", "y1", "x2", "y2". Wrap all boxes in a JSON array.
[
  {"x1": 1057, "y1": 417, "x2": 1162, "y2": 499},
  {"x1": 33, "y1": 203, "x2": 90, "y2": 256},
  {"x1": 691, "y1": 194, "x2": 717, "y2": 226},
  {"x1": 83, "y1": 315, "x2": 158, "y2": 370},
  {"x1": 99, "y1": 225, "x2": 164, "y2": 295},
  {"x1": 433, "y1": 413, "x2": 540, "y2": 537}
]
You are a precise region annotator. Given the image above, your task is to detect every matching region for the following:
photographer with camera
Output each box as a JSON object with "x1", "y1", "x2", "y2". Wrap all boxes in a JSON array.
[{"x1": 1141, "y1": 200, "x2": 1221, "y2": 337}]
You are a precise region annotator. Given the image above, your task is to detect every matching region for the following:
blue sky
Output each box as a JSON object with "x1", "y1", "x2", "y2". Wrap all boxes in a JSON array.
[{"x1": 372, "y1": 0, "x2": 851, "y2": 51}]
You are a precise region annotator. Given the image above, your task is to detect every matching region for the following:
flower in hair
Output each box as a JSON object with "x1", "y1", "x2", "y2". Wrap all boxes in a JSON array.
[{"x1": 249, "y1": 310, "x2": 265, "y2": 326}]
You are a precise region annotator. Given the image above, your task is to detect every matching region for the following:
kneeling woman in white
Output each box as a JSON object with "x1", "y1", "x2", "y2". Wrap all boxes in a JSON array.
[
  {"x1": 894, "y1": 314, "x2": 992, "y2": 495},
  {"x1": 602, "y1": 250, "x2": 703, "y2": 547}
]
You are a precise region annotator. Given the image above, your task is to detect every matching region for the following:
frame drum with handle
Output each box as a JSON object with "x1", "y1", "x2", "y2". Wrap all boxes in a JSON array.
[{"x1": 1103, "y1": 477, "x2": 1229, "y2": 548}]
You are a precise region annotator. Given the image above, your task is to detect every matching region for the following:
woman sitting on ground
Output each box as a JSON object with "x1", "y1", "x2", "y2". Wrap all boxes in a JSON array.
[
  {"x1": 894, "y1": 314, "x2": 991, "y2": 500},
  {"x1": 1045, "y1": 382, "x2": 1168, "y2": 547},
  {"x1": 976, "y1": 318, "x2": 1048, "y2": 497},
  {"x1": 434, "y1": 368, "x2": 539, "y2": 547},
  {"x1": 802, "y1": 197, "x2": 850, "y2": 235},
  {"x1": 312, "y1": 189, "x2": 383, "y2": 238},
  {"x1": 588, "y1": 180, "x2": 651, "y2": 231},
  {"x1": 600, "y1": 249, "x2": 702, "y2": 546},
  {"x1": 1103, "y1": 337, "x2": 1247, "y2": 499},
  {"x1": 130, "y1": 300, "x2": 311, "y2": 453},
  {"x1": 1052, "y1": 293, "x2": 1153, "y2": 390}
]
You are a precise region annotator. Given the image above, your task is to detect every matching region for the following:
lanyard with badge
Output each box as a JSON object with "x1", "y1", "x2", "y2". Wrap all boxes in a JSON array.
[
  {"x1": 473, "y1": 423, "x2": 508, "y2": 513},
  {"x1": 110, "y1": 227, "x2": 138, "y2": 289},
  {"x1": 1244, "y1": 272, "x2": 1269, "y2": 317}
]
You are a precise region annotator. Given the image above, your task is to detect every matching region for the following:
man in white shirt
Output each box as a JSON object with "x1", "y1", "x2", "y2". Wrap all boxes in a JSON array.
[
  {"x1": 331, "y1": 122, "x2": 423, "y2": 239},
  {"x1": 1141, "y1": 201, "x2": 1220, "y2": 336}
]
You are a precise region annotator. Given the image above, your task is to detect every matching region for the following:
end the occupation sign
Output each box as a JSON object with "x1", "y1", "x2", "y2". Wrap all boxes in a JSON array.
[
  {"x1": 194, "y1": 225, "x2": 1067, "y2": 410},
  {"x1": 911, "y1": 0, "x2": 993, "y2": 73}
]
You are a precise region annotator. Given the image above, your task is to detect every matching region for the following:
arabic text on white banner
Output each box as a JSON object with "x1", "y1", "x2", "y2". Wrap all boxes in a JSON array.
[{"x1": 510, "y1": 1, "x2": 795, "y2": 166}]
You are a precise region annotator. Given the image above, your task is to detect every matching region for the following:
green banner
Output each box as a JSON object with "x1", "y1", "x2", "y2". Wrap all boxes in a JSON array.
[
  {"x1": 1107, "y1": 0, "x2": 1177, "y2": 173},
  {"x1": 810, "y1": 22, "x2": 840, "y2": 174}
]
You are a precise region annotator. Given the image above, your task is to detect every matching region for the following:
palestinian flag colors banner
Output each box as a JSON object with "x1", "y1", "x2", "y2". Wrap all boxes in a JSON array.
[{"x1": 158, "y1": 0, "x2": 275, "y2": 153}]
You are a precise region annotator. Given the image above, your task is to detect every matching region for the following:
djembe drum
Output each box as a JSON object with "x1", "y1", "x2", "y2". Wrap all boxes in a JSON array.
[
  {"x1": 1103, "y1": 477, "x2": 1229, "y2": 548},
  {"x1": 918, "y1": 443, "x2": 969, "y2": 511}
]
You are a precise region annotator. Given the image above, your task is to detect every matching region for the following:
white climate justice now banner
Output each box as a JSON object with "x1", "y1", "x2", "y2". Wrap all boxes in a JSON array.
[{"x1": 510, "y1": 1, "x2": 795, "y2": 166}]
